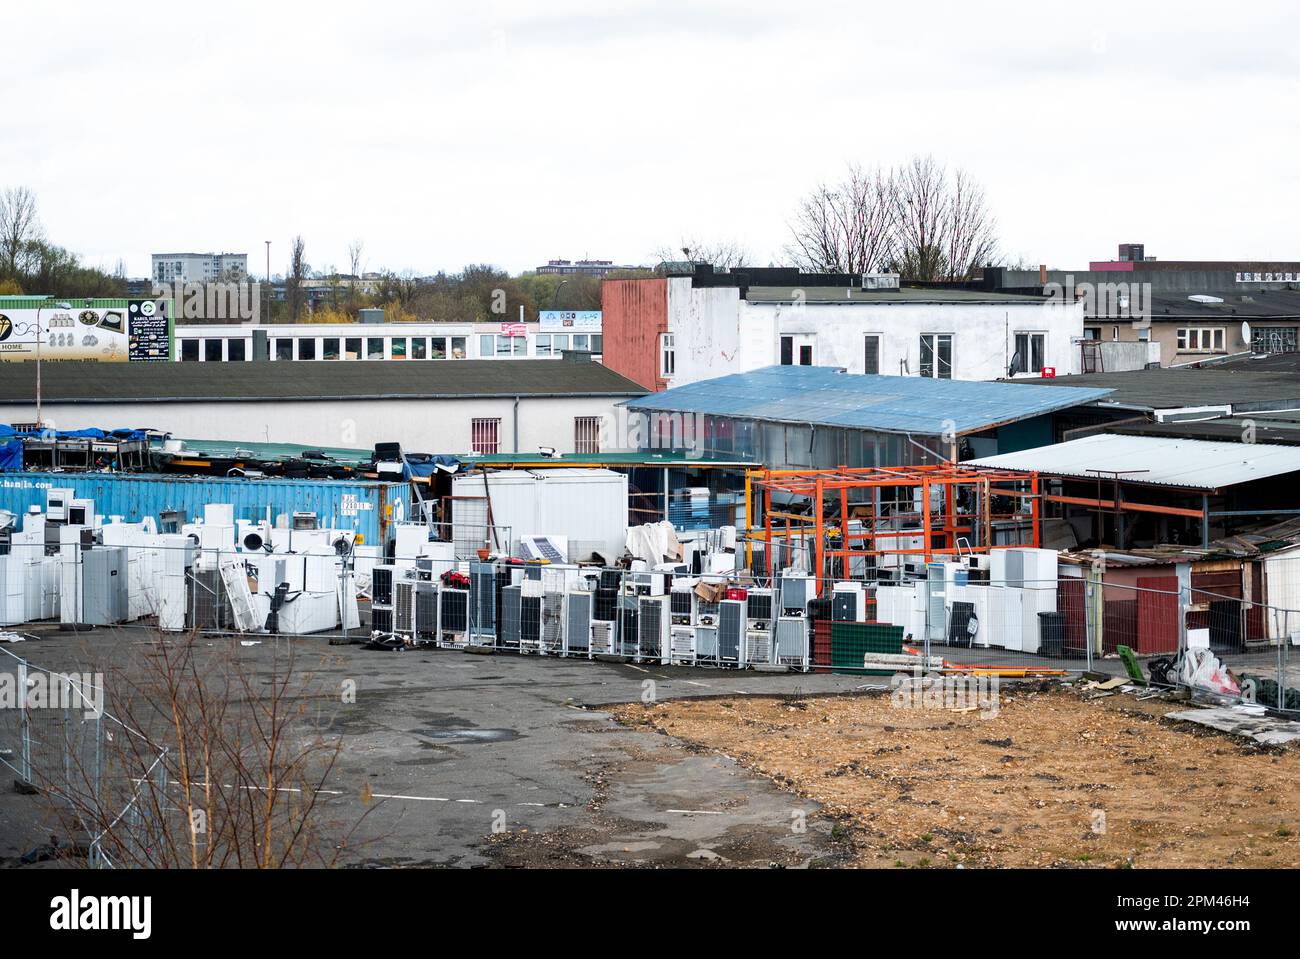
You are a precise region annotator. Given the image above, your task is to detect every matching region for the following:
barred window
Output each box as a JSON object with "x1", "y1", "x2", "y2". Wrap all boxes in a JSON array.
[
  {"x1": 471, "y1": 418, "x2": 500, "y2": 455},
  {"x1": 575, "y1": 416, "x2": 601, "y2": 454}
]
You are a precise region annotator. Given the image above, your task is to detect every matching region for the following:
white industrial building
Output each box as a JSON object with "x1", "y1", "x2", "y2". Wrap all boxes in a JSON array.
[
  {"x1": 0, "y1": 356, "x2": 644, "y2": 456},
  {"x1": 173, "y1": 312, "x2": 603, "y2": 363},
  {"x1": 602, "y1": 269, "x2": 1086, "y2": 391},
  {"x1": 665, "y1": 281, "x2": 1085, "y2": 386}
]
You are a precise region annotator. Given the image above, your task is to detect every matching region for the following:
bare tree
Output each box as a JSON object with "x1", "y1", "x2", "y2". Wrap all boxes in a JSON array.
[
  {"x1": 943, "y1": 168, "x2": 998, "y2": 281},
  {"x1": 785, "y1": 164, "x2": 893, "y2": 274},
  {"x1": 0, "y1": 186, "x2": 43, "y2": 278},
  {"x1": 347, "y1": 239, "x2": 364, "y2": 278},
  {"x1": 888, "y1": 155, "x2": 949, "y2": 282},
  {"x1": 787, "y1": 156, "x2": 999, "y2": 281},
  {"x1": 286, "y1": 235, "x2": 309, "y2": 321},
  {"x1": 653, "y1": 237, "x2": 751, "y2": 271}
]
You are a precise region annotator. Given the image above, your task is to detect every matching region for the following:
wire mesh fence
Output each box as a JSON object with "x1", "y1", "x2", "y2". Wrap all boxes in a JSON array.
[{"x1": 0, "y1": 644, "x2": 169, "y2": 869}]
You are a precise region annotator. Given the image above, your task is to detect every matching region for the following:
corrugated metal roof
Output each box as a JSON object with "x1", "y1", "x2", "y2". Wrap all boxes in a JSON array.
[
  {"x1": 622, "y1": 366, "x2": 1112, "y2": 436},
  {"x1": 968, "y1": 433, "x2": 1300, "y2": 489}
]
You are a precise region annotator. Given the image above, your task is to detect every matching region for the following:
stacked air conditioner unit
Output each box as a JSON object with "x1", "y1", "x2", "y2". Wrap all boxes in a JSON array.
[
  {"x1": 637, "y1": 595, "x2": 670, "y2": 665},
  {"x1": 439, "y1": 587, "x2": 469, "y2": 646},
  {"x1": 616, "y1": 595, "x2": 639, "y2": 658},
  {"x1": 370, "y1": 563, "x2": 396, "y2": 638},
  {"x1": 590, "y1": 620, "x2": 613, "y2": 656},
  {"x1": 670, "y1": 625, "x2": 696, "y2": 665},
  {"x1": 831, "y1": 581, "x2": 865, "y2": 622},
  {"x1": 775, "y1": 616, "x2": 810, "y2": 670},
  {"x1": 469, "y1": 561, "x2": 497, "y2": 641},
  {"x1": 393, "y1": 576, "x2": 418, "y2": 642},
  {"x1": 517, "y1": 579, "x2": 544, "y2": 653},
  {"x1": 778, "y1": 570, "x2": 815, "y2": 616},
  {"x1": 500, "y1": 584, "x2": 522, "y2": 649},
  {"x1": 717, "y1": 598, "x2": 745, "y2": 666},
  {"x1": 564, "y1": 589, "x2": 592, "y2": 656}
]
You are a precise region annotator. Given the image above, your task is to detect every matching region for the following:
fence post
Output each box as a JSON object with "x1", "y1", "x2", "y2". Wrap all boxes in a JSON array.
[{"x1": 17, "y1": 660, "x2": 32, "y2": 787}]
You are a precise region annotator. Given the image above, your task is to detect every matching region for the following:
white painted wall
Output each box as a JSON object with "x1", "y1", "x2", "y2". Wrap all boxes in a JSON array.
[
  {"x1": 17, "y1": 396, "x2": 631, "y2": 455},
  {"x1": 663, "y1": 282, "x2": 1085, "y2": 386}
]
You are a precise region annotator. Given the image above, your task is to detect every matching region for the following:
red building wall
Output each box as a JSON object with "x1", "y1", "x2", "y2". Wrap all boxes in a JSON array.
[{"x1": 601, "y1": 278, "x2": 669, "y2": 391}]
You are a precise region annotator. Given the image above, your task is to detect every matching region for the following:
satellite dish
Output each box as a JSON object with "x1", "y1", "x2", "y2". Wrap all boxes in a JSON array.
[{"x1": 1242, "y1": 321, "x2": 1252, "y2": 345}]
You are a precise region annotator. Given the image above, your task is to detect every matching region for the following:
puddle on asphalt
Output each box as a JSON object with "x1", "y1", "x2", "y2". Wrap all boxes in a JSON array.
[{"x1": 421, "y1": 728, "x2": 522, "y2": 744}]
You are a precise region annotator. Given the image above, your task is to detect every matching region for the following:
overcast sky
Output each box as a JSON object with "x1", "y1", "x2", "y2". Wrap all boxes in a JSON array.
[{"x1": 4, "y1": 0, "x2": 1297, "y2": 278}]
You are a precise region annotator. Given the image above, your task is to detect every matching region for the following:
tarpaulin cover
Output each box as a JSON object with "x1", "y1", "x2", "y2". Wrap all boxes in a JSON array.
[{"x1": 0, "y1": 440, "x2": 22, "y2": 471}]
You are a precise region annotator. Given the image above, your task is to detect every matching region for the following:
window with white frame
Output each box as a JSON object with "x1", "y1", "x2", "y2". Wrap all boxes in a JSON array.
[
  {"x1": 1176, "y1": 327, "x2": 1225, "y2": 352},
  {"x1": 919, "y1": 333, "x2": 953, "y2": 379},
  {"x1": 1013, "y1": 332, "x2": 1045, "y2": 374},
  {"x1": 659, "y1": 333, "x2": 675, "y2": 377}
]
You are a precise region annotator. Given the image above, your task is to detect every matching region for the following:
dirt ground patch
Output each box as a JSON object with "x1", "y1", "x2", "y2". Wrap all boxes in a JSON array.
[{"x1": 612, "y1": 685, "x2": 1300, "y2": 868}]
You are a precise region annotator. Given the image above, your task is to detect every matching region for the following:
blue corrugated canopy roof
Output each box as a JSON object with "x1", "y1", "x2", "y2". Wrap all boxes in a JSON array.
[{"x1": 621, "y1": 366, "x2": 1113, "y2": 436}]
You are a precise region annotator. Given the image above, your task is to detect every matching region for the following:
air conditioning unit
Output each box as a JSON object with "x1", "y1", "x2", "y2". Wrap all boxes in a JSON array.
[
  {"x1": 439, "y1": 588, "x2": 469, "y2": 643},
  {"x1": 590, "y1": 620, "x2": 613, "y2": 655},
  {"x1": 541, "y1": 589, "x2": 564, "y2": 654},
  {"x1": 469, "y1": 561, "x2": 496, "y2": 639},
  {"x1": 669, "y1": 586, "x2": 694, "y2": 624},
  {"x1": 670, "y1": 626, "x2": 696, "y2": 665},
  {"x1": 617, "y1": 601, "x2": 639, "y2": 658},
  {"x1": 414, "y1": 580, "x2": 439, "y2": 643},
  {"x1": 565, "y1": 590, "x2": 592, "y2": 656},
  {"x1": 775, "y1": 616, "x2": 810, "y2": 670},
  {"x1": 831, "y1": 582, "x2": 864, "y2": 621},
  {"x1": 695, "y1": 625, "x2": 719, "y2": 663},
  {"x1": 393, "y1": 578, "x2": 417, "y2": 639},
  {"x1": 371, "y1": 564, "x2": 397, "y2": 606},
  {"x1": 638, "y1": 595, "x2": 670, "y2": 665},
  {"x1": 718, "y1": 598, "x2": 746, "y2": 664},
  {"x1": 500, "y1": 584, "x2": 522, "y2": 648},
  {"x1": 743, "y1": 629, "x2": 773, "y2": 667},
  {"x1": 779, "y1": 570, "x2": 814, "y2": 615},
  {"x1": 746, "y1": 588, "x2": 775, "y2": 630}
]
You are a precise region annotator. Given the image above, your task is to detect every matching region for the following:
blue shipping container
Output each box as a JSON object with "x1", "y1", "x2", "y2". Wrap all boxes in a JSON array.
[{"x1": 0, "y1": 472, "x2": 409, "y2": 546}]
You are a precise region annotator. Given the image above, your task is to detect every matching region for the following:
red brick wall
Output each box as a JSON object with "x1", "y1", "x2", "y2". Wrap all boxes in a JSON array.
[{"x1": 601, "y1": 277, "x2": 668, "y2": 391}]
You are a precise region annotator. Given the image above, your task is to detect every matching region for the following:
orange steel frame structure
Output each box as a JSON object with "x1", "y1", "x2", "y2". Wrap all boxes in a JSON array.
[{"x1": 746, "y1": 465, "x2": 1041, "y2": 592}]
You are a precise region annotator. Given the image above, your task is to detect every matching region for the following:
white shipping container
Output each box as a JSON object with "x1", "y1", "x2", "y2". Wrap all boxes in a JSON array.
[{"x1": 451, "y1": 469, "x2": 628, "y2": 564}]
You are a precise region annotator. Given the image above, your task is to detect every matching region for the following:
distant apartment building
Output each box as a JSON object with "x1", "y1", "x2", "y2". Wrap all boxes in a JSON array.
[
  {"x1": 152, "y1": 252, "x2": 248, "y2": 285},
  {"x1": 601, "y1": 266, "x2": 1085, "y2": 391},
  {"x1": 536, "y1": 258, "x2": 639, "y2": 277}
]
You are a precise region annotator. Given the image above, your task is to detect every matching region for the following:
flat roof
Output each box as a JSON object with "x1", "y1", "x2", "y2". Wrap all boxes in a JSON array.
[
  {"x1": 1014, "y1": 367, "x2": 1300, "y2": 412},
  {"x1": 460, "y1": 451, "x2": 755, "y2": 468},
  {"x1": 623, "y1": 365, "x2": 1112, "y2": 437},
  {"x1": 0, "y1": 359, "x2": 646, "y2": 404},
  {"x1": 743, "y1": 286, "x2": 1048, "y2": 305},
  {"x1": 968, "y1": 433, "x2": 1300, "y2": 490}
]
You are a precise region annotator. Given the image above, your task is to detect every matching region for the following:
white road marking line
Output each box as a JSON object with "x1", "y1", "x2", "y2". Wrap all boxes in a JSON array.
[
  {"x1": 685, "y1": 680, "x2": 711, "y2": 688},
  {"x1": 626, "y1": 664, "x2": 649, "y2": 673}
]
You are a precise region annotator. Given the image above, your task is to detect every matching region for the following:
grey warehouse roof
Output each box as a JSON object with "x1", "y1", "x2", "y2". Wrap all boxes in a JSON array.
[
  {"x1": 969, "y1": 433, "x2": 1300, "y2": 490},
  {"x1": 622, "y1": 365, "x2": 1112, "y2": 436},
  {"x1": 0, "y1": 358, "x2": 647, "y2": 404}
]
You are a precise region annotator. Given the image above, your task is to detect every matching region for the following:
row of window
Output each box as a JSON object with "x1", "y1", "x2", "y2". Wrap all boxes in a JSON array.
[
  {"x1": 179, "y1": 333, "x2": 603, "y2": 362},
  {"x1": 469, "y1": 417, "x2": 603, "y2": 455},
  {"x1": 657, "y1": 332, "x2": 1049, "y2": 379}
]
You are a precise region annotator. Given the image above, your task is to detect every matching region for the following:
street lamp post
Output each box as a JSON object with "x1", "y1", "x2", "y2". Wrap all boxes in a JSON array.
[{"x1": 33, "y1": 300, "x2": 72, "y2": 428}]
